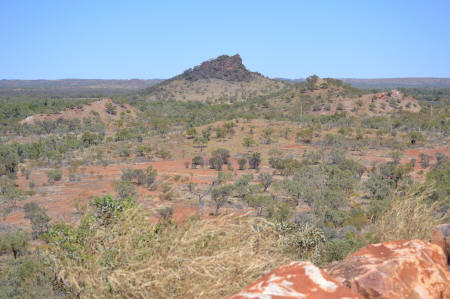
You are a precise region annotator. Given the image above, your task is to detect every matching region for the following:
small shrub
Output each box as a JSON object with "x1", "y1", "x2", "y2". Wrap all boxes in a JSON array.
[
  {"x1": 46, "y1": 169, "x2": 62, "y2": 185},
  {"x1": 419, "y1": 153, "x2": 430, "y2": 168},
  {"x1": 114, "y1": 180, "x2": 136, "y2": 200},
  {"x1": 191, "y1": 156, "x2": 204, "y2": 168},
  {"x1": 157, "y1": 206, "x2": 173, "y2": 221},
  {"x1": 238, "y1": 158, "x2": 247, "y2": 170}
]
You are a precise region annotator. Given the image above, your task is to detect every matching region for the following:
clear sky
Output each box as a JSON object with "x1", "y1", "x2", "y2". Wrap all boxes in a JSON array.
[{"x1": 1, "y1": 0, "x2": 449, "y2": 79}]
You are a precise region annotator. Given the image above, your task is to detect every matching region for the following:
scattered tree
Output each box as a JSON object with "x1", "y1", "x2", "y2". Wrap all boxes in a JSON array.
[
  {"x1": 248, "y1": 152, "x2": 261, "y2": 170},
  {"x1": 23, "y1": 202, "x2": 51, "y2": 239},
  {"x1": 258, "y1": 172, "x2": 273, "y2": 191}
]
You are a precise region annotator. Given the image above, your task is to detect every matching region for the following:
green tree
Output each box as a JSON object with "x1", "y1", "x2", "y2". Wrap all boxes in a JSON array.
[
  {"x1": 145, "y1": 166, "x2": 158, "y2": 189},
  {"x1": 185, "y1": 127, "x2": 197, "y2": 139},
  {"x1": 23, "y1": 202, "x2": 51, "y2": 239},
  {"x1": 46, "y1": 169, "x2": 62, "y2": 185},
  {"x1": 0, "y1": 146, "x2": 19, "y2": 178},
  {"x1": 0, "y1": 231, "x2": 29, "y2": 259},
  {"x1": 211, "y1": 184, "x2": 234, "y2": 215},
  {"x1": 191, "y1": 156, "x2": 204, "y2": 168},
  {"x1": 0, "y1": 176, "x2": 24, "y2": 216},
  {"x1": 242, "y1": 136, "x2": 256, "y2": 148},
  {"x1": 248, "y1": 152, "x2": 261, "y2": 170},
  {"x1": 262, "y1": 127, "x2": 274, "y2": 144},
  {"x1": 296, "y1": 128, "x2": 313, "y2": 143},
  {"x1": 234, "y1": 174, "x2": 256, "y2": 199},
  {"x1": 209, "y1": 157, "x2": 223, "y2": 171},
  {"x1": 238, "y1": 157, "x2": 247, "y2": 170},
  {"x1": 0, "y1": 256, "x2": 54, "y2": 298},
  {"x1": 258, "y1": 172, "x2": 273, "y2": 191},
  {"x1": 114, "y1": 180, "x2": 136, "y2": 200},
  {"x1": 212, "y1": 148, "x2": 230, "y2": 164},
  {"x1": 245, "y1": 194, "x2": 272, "y2": 216}
]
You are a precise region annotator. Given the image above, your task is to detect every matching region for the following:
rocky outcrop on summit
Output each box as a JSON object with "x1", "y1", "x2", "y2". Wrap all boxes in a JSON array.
[
  {"x1": 228, "y1": 261, "x2": 362, "y2": 299},
  {"x1": 180, "y1": 54, "x2": 256, "y2": 82},
  {"x1": 326, "y1": 239, "x2": 450, "y2": 299}
]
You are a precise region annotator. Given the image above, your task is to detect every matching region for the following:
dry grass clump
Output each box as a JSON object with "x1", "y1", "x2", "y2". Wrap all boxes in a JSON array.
[
  {"x1": 43, "y1": 203, "x2": 292, "y2": 298},
  {"x1": 372, "y1": 184, "x2": 445, "y2": 243},
  {"x1": 143, "y1": 214, "x2": 291, "y2": 298}
]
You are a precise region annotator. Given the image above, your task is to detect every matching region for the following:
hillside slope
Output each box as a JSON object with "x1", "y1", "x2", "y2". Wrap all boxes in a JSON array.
[
  {"x1": 142, "y1": 54, "x2": 287, "y2": 102},
  {"x1": 19, "y1": 98, "x2": 137, "y2": 125}
]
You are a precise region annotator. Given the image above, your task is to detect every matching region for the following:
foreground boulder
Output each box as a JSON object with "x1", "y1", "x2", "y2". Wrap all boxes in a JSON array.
[
  {"x1": 228, "y1": 261, "x2": 363, "y2": 299},
  {"x1": 326, "y1": 239, "x2": 450, "y2": 299},
  {"x1": 431, "y1": 223, "x2": 450, "y2": 264}
]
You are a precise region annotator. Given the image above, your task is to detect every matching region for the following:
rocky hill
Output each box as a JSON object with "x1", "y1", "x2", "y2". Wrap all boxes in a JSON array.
[
  {"x1": 178, "y1": 54, "x2": 256, "y2": 82},
  {"x1": 142, "y1": 54, "x2": 287, "y2": 102}
]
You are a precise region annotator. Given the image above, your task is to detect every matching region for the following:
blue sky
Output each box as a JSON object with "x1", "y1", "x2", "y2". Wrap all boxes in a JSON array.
[{"x1": 1, "y1": 0, "x2": 449, "y2": 79}]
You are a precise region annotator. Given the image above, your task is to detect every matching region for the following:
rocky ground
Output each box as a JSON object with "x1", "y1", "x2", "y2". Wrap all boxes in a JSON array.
[{"x1": 229, "y1": 230, "x2": 450, "y2": 299}]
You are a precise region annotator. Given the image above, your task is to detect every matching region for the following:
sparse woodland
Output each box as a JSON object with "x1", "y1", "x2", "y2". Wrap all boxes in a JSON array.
[{"x1": 0, "y1": 56, "x2": 449, "y2": 298}]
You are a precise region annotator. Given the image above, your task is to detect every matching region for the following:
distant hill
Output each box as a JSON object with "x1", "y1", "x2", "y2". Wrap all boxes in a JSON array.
[
  {"x1": 341, "y1": 78, "x2": 450, "y2": 89},
  {"x1": 0, "y1": 79, "x2": 163, "y2": 97},
  {"x1": 142, "y1": 54, "x2": 287, "y2": 102},
  {"x1": 278, "y1": 78, "x2": 450, "y2": 89}
]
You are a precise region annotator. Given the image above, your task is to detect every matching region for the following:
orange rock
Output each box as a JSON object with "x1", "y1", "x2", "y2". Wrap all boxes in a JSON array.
[
  {"x1": 431, "y1": 224, "x2": 450, "y2": 265},
  {"x1": 228, "y1": 261, "x2": 363, "y2": 299},
  {"x1": 326, "y1": 240, "x2": 450, "y2": 299}
]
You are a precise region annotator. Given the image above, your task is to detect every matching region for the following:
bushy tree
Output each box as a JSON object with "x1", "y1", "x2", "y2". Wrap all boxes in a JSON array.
[
  {"x1": 209, "y1": 157, "x2": 223, "y2": 170},
  {"x1": 0, "y1": 231, "x2": 29, "y2": 259},
  {"x1": 192, "y1": 156, "x2": 204, "y2": 168},
  {"x1": 242, "y1": 136, "x2": 256, "y2": 148},
  {"x1": 426, "y1": 160, "x2": 449, "y2": 202},
  {"x1": 82, "y1": 131, "x2": 103, "y2": 147},
  {"x1": 0, "y1": 256, "x2": 54, "y2": 298},
  {"x1": 46, "y1": 169, "x2": 62, "y2": 185},
  {"x1": 245, "y1": 194, "x2": 272, "y2": 216},
  {"x1": 121, "y1": 167, "x2": 136, "y2": 181},
  {"x1": 296, "y1": 128, "x2": 313, "y2": 143},
  {"x1": 248, "y1": 152, "x2": 261, "y2": 169},
  {"x1": 238, "y1": 157, "x2": 247, "y2": 170},
  {"x1": 23, "y1": 202, "x2": 51, "y2": 239},
  {"x1": 258, "y1": 172, "x2": 273, "y2": 191},
  {"x1": 364, "y1": 167, "x2": 394, "y2": 201},
  {"x1": 185, "y1": 127, "x2": 197, "y2": 139},
  {"x1": 114, "y1": 180, "x2": 136, "y2": 200},
  {"x1": 145, "y1": 166, "x2": 157, "y2": 188},
  {"x1": 0, "y1": 176, "x2": 24, "y2": 216},
  {"x1": 134, "y1": 169, "x2": 146, "y2": 185},
  {"x1": 212, "y1": 148, "x2": 230, "y2": 164},
  {"x1": 262, "y1": 127, "x2": 274, "y2": 144},
  {"x1": 0, "y1": 146, "x2": 19, "y2": 178},
  {"x1": 211, "y1": 184, "x2": 234, "y2": 215},
  {"x1": 234, "y1": 174, "x2": 256, "y2": 199}
]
